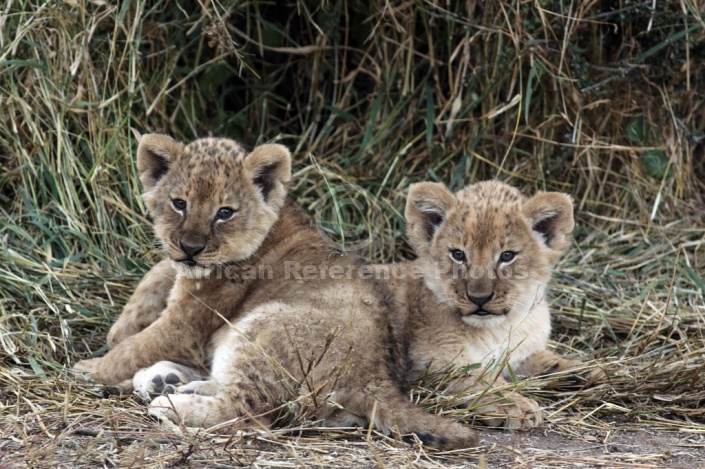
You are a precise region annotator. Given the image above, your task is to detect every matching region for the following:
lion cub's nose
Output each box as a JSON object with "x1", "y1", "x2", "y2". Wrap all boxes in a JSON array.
[
  {"x1": 180, "y1": 240, "x2": 206, "y2": 258},
  {"x1": 466, "y1": 292, "x2": 494, "y2": 306}
]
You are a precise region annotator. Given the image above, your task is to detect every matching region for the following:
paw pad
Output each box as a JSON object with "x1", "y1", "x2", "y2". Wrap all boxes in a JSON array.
[
  {"x1": 133, "y1": 361, "x2": 206, "y2": 400},
  {"x1": 165, "y1": 373, "x2": 181, "y2": 385},
  {"x1": 151, "y1": 375, "x2": 164, "y2": 386},
  {"x1": 148, "y1": 374, "x2": 181, "y2": 394}
]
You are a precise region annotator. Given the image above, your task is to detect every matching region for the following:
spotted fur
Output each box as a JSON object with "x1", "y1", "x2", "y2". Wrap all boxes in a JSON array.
[
  {"x1": 74, "y1": 134, "x2": 477, "y2": 450},
  {"x1": 382, "y1": 180, "x2": 603, "y2": 430}
]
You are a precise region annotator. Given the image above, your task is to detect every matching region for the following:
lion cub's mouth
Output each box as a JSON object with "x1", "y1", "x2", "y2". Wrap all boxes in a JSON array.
[
  {"x1": 473, "y1": 309, "x2": 493, "y2": 316},
  {"x1": 466, "y1": 308, "x2": 509, "y2": 317},
  {"x1": 175, "y1": 258, "x2": 208, "y2": 268}
]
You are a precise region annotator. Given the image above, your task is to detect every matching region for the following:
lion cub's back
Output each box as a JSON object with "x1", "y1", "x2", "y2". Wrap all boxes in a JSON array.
[{"x1": 209, "y1": 274, "x2": 399, "y2": 387}]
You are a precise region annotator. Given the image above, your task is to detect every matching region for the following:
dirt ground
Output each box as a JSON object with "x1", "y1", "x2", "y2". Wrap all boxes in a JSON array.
[
  {"x1": 2, "y1": 384, "x2": 704, "y2": 469},
  {"x1": 481, "y1": 424, "x2": 705, "y2": 468}
]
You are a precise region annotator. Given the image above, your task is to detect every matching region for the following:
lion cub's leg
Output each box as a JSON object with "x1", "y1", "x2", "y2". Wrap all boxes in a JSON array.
[
  {"x1": 470, "y1": 382, "x2": 542, "y2": 430},
  {"x1": 443, "y1": 374, "x2": 543, "y2": 430},
  {"x1": 516, "y1": 349, "x2": 605, "y2": 386},
  {"x1": 87, "y1": 260, "x2": 178, "y2": 395},
  {"x1": 148, "y1": 312, "x2": 280, "y2": 429},
  {"x1": 149, "y1": 363, "x2": 479, "y2": 450},
  {"x1": 107, "y1": 259, "x2": 176, "y2": 347},
  {"x1": 148, "y1": 349, "x2": 276, "y2": 428},
  {"x1": 149, "y1": 306, "x2": 478, "y2": 450},
  {"x1": 176, "y1": 379, "x2": 219, "y2": 396},
  {"x1": 149, "y1": 388, "x2": 273, "y2": 429}
]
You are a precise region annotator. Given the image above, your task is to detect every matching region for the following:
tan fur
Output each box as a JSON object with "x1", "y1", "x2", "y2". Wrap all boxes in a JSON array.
[
  {"x1": 107, "y1": 259, "x2": 175, "y2": 347},
  {"x1": 74, "y1": 134, "x2": 477, "y2": 450},
  {"x1": 382, "y1": 180, "x2": 603, "y2": 429}
]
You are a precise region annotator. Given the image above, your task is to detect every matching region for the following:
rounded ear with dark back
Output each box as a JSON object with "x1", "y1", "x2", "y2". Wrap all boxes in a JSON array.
[
  {"x1": 243, "y1": 144, "x2": 292, "y2": 207},
  {"x1": 136, "y1": 134, "x2": 184, "y2": 192},
  {"x1": 405, "y1": 182, "x2": 456, "y2": 256},
  {"x1": 522, "y1": 192, "x2": 574, "y2": 254}
]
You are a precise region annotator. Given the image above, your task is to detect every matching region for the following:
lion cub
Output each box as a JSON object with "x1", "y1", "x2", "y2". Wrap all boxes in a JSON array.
[
  {"x1": 380, "y1": 180, "x2": 603, "y2": 429},
  {"x1": 74, "y1": 134, "x2": 477, "y2": 450}
]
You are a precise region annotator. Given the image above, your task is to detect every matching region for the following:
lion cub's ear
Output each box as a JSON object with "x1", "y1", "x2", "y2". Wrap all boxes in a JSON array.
[
  {"x1": 136, "y1": 134, "x2": 184, "y2": 192},
  {"x1": 244, "y1": 144, "x2": 292, "y2": 207},
  {"x1": 523, "y1": 192, "x2": 574, "y2": 255},
  {"x1": 405, "y1": 182, "x2": 456, "y2": 255}
]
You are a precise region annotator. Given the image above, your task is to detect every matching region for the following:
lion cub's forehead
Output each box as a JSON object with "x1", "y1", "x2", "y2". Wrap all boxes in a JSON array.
[
  {"x1": 182, "y1": 138, "x2": 247, "y2": 169},
  {"x1": 175, "y1": 138, "x2": 249, "y2": 201},
  {"x1": 452, "y1": 181, "x2": 528, "y2": 247}
]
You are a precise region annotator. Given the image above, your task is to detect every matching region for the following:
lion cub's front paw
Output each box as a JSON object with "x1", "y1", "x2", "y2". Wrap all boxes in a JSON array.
[
  {"x1": 148, "y1": 393, "x2": 218, "y2": 428},
  {"x1": 73, "y1": 358, "x2": 102, "y2": 379},
  {"x1": 106, "y1": 322, "x2": 141, "y2": 348},
  {"x1": 73, "y1": 359, "x2": 134, "y2": 395},
  {"x1": 133, "y1": 361, "x2": 207, "y2": 400},
  {"x1": 474, "y1": 392, "x2": 543, "y2": 430},
  {"x1": 177, "y1": 379, "x2": 219, "y2": 396},
  {"x1": 73, "y1": 356, "x2": 128, "y2": 385},
  {"x1": 568, "y1": 365, "x2": 606, "y2": 387},
  {"x1": 521, "y1": 351, "x2": 606, "y2": 389},
  {"x1": 551, "y1": 359, "x2": 606, "y2": 388},
  {"x1": 148, "y1": 394, "x2": 184, "y2": 427},
  {"x1": 584, "y1": 366, "x2": 607, "y2": 384}
]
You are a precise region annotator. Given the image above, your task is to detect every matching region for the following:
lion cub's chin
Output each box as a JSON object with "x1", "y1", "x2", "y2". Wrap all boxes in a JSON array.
[
  {"x1": 460, "y1": 311, "x2": 509, "y2": 328},
  {"x1": 171, "y1": 260, "x2": 214, "y2": 280}
]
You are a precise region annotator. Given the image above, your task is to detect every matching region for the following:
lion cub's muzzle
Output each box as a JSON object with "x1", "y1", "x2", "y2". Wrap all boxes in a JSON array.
[
  {"x1": 463, "y1": 292, "x2": 509, "y2": 317},
  {"x1": 178, "y1": 237, "x2": 206, "y2": 266},
  {"x1": 463, "y1": 291, "x2": 508, "y2": 317}
]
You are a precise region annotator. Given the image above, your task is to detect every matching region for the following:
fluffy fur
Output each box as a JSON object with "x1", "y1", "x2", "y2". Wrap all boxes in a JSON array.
[
  {"x1": 73, "y1": 134, "x2": 477, "y2": 450},
  {"x1": 381, "y1": 180, "x2": 603, "y2": 429}
]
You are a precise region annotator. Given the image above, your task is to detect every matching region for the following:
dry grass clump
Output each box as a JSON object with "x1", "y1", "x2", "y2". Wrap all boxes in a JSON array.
[{"x1": 1, "y1": 1, "x2": 704, "y2": 467}]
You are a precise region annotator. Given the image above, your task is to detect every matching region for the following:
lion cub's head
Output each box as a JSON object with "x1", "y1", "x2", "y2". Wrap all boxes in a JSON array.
[
  {"x1": 136, "y1": 134, "x2": 291, "y2": 272},
  {"x1": 406, "y1": 180, "x2": 574, "y2": 328}
]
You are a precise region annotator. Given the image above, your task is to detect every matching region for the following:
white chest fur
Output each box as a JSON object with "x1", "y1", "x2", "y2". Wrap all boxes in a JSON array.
[
  {"x1": 461, "y1": 300, "x2": 551, "y2": 377},
  {"x1": 410, "y1": 299, "x2": 552, "y2": 381}
]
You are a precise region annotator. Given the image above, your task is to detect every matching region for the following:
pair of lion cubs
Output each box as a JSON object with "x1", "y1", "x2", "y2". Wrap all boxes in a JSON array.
[{"x1": 74, "y1": 135, "x2": 602, "y2": 450}]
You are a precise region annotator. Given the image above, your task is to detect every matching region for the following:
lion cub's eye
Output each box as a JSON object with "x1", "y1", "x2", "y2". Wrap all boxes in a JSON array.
[
  {"x1": 172, "y1": 198, "x2": 187, "y2": 211},
  {"x1": 216, "y1": 207, "x2": 235, "y2": 221},
  {"x1": 499, "y1": 251, "x2": 516, "y2": 263},
  {"x1": 450, "y1": 249, "x2": 466, "y2": 263}
]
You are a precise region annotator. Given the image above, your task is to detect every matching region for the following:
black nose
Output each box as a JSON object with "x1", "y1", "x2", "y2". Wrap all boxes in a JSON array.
[
  {"x1": 466, "y1": 292, "x2": 494, "y2": 306},
  {"x1": 180, "y1": 240, "x2": 205, "y2": 258}
]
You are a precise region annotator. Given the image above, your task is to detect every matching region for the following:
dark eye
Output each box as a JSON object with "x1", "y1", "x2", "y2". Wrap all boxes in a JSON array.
[
  {"x1": 500, "y1": 251, "x2": 516, "y2": 263},
  {"x1": 450, "y1": 249, "x2": 466, "y2": 262},
  {"x1": 172, "y1": 198, "x2": 186, "y2": 211},
  {"x1": 216, "y1": 207, "x2": 235, "y2": 220}
]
